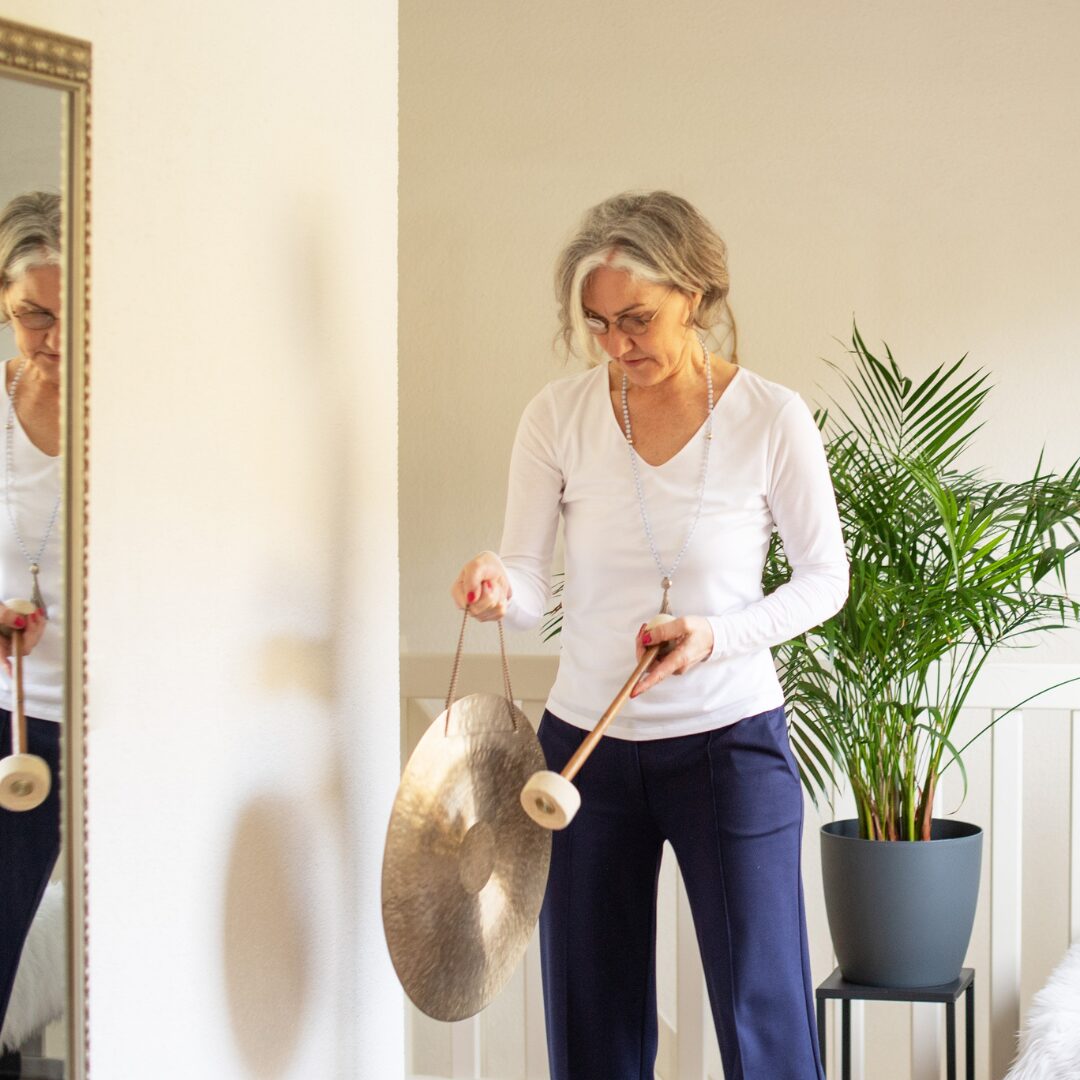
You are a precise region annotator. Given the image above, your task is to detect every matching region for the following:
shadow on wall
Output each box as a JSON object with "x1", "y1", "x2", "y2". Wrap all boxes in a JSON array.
[
  {"x1": 223, "y1": 796, "x2": 311, "y2": 1078},
  {"x1": 222, "y1": 197, "x2": 396, "y2": 1077}
]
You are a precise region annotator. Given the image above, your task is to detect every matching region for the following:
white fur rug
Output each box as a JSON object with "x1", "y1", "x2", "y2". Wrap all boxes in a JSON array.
[
  {"x1": 0, "y1": 880, "x2": 65, "y2": 1052},
  {"x1": 1006, "y1": 943, "x2": 1080, "y2": 1080}
]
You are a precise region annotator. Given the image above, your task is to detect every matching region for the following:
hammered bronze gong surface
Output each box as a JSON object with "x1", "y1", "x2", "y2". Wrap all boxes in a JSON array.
[{"x1": 382, "y1": 693, "x2": 551, "y2": 1021}]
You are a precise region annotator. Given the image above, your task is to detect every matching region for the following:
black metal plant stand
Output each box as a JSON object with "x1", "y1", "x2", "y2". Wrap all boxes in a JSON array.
[{"x1": 815, "y1": 968, "x2": 975, "y2": 1080}]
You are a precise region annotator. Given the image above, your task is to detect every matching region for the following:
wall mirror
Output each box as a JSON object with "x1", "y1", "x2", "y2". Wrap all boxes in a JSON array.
[{"x1": 0, "y1": 16, "x2": 90, "y2": 1080}]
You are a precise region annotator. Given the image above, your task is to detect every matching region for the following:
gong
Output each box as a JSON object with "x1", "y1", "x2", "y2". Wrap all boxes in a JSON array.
[{"x1": 382, "y1": 690, "x2": 551, "y2": 1021}]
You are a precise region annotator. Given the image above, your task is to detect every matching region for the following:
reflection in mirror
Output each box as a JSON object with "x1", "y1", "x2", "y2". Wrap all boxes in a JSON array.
[
  {"x1": 0, "y1": 81, "x2": 66, "y2": 1080},
  {"x1": 0, "y1": 18, "x2": 90, "y2": 1076}
]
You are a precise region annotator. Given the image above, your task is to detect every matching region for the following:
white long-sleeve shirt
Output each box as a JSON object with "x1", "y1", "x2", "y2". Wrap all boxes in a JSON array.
[
  {"x1": 498, "y1": 361, "x2": 848, "y2": 740},
  {"x1": 0, "y1": 395, "x2": 63, "y2": 723}
]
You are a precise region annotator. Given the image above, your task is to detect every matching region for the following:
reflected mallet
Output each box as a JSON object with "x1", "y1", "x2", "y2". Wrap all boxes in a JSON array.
[
  {"x1": 0, "y1": 599, "x2": 51, "y2": 812},
  {"x1": 520, "y1": 613, "x2": 674, "y2": 829}
]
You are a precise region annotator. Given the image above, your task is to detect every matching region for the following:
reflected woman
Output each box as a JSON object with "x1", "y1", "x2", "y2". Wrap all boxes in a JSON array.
[{"x1": 0, "y1": 191, "x2": 63, "y2": 1036}]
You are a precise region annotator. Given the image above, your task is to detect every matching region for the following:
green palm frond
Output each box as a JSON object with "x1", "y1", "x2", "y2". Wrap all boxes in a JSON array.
[{"x1": 771, "y1": 323, "x2": 1080, "y2": 837}]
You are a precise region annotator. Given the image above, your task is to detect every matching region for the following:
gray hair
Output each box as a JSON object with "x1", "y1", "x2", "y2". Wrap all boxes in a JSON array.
[
  {"x1": 0, "y1": 191, "x2": 61, "y2": 326},
  {"x1": 554, "y1": 191, "x2": 738, "y2": 366}
]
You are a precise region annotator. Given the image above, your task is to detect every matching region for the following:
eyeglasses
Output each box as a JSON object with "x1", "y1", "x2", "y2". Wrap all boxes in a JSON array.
[
  {"x1": 11, "y1": 309, "x2": 58, "y2": 331},
  {"x1": 583, "y1": 286, "x2": 674, "y2": 337}
]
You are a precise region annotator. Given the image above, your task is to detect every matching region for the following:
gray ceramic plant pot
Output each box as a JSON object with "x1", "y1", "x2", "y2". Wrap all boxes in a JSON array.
[{"x1": 820, "y1": 819, "x2": 982, "y2": 988}]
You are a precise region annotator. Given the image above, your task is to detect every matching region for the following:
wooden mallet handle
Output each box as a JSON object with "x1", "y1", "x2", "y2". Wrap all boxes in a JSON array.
[
  {"x1": 0, "y1": 599, "x2": 50, "y2": 813},
  {"x1": 561, "y1": 642, "x2": 660, "y2": 782},
  {"x1": 2, "y1": 599, "x2": 35, "y2": 756},
  {"x1": 520, "y1": 614, "x2": 675, "y2": 830}
]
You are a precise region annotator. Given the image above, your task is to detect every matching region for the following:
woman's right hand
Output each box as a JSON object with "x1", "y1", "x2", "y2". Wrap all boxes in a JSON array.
[
  {"x1": 451, "y1": 551, "x2": 512, "y2": 622},
  {"x1": 0, "y1": 605, "x2": 46, "y2": 677}
]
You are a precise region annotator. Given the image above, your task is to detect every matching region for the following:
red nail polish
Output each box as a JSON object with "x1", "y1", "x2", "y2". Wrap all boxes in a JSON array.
[
  {"x1": 13, "y1": 617, "x2": 26, "y2": 629},
  {"x1": 642, "y1": 633, "x2": 651, "y2": 645},
  {"x1": 467, "y1": 592, "x2": 476, "y2": 603},
  {"x1": 483, "y1": 580, "x2": 492, "y2": 590}
]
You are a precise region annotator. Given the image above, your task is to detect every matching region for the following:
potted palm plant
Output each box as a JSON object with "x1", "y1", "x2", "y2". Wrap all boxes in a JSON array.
[{"x1": 767, "y1": 327, "x2": 1080, "y2": 987}]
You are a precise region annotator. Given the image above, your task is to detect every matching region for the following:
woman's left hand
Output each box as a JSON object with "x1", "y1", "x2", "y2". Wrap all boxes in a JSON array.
[{"x1": 630, "y1": 615, "x2": 715, "y2": 698}]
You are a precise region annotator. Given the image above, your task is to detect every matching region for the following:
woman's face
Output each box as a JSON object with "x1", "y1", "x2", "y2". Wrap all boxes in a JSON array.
[
  {"x1": 3, "y1": 263, "x2": 62, "y2": 385},
  {"x1": 581, "y1": 266, "x2": 699, "y2": 388}
]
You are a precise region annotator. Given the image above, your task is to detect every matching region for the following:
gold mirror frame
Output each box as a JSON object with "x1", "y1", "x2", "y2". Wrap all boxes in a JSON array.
[{"x1": 0, "y1": 16, "x2": 91, "y2": 1079}]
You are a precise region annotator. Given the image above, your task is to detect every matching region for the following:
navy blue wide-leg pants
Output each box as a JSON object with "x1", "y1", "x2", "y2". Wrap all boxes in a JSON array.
[
  {"x1": 537, "y1": 707, "x2": 824, "y2": 1080},
  {"x1": 0, "y1": 710, "x2": 61, "y2": 1031}
]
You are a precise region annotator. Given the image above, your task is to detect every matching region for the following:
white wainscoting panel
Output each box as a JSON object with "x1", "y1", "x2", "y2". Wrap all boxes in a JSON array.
[
  {"x1": 1072, "y1": 712, "x2": 1080, "y2": 946},
  {"x1": 991, "y1": 709, "x2": 1023, "y2": 1080},
  {"x1": 1020, "y1": 712, "x2": 1072, "y2": 1018},
  {"x1": 400, "y1": 657, "x2": 1080, "y2": 1080}
]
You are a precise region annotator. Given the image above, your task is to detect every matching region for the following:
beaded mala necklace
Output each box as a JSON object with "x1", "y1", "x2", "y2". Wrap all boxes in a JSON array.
[
  {"x1": 620, "y1": 332, "x2": 714, "y2": 615},
  {"x1": 5, "y1": 359, "x2": 61, "y2": 611}
]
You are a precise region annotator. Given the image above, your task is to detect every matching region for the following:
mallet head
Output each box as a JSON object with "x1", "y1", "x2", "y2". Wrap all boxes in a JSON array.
[
  {"x1": 520, "y1": 769, "x2": 581, "y2": 830},
  {"x1": 0, "y1": 753, "x2": 50, "y2": 812}
]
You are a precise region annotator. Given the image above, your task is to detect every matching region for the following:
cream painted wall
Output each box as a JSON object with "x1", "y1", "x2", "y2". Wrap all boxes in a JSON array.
[
  {"x1": 400, "y1": 0, "x2": 1080, "y2": 662},
  {"x1": 1, "y1": 2, "x2": 401, "y2": 1078}
]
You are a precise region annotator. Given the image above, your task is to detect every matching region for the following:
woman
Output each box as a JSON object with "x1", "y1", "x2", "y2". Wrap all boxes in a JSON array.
[
  {"x1": 0, "y1": 191, "x2": 63, "y2": 1037},
  {"x1": 451, "y1": 191, "x2": 848, "y2": 1080}
]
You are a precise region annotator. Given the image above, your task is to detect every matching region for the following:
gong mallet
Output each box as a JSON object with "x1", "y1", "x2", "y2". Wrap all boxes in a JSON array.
[
  {"x1": 0, "y1": 599, "x2": 51, "y2": 812},
  {"x1": 520, "y1": 613, "x2": 674, "y2": 829}
]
